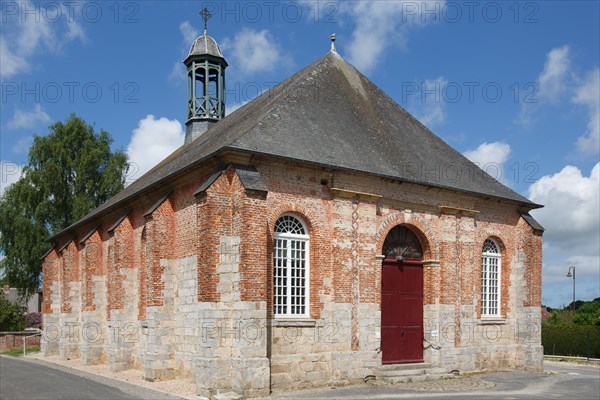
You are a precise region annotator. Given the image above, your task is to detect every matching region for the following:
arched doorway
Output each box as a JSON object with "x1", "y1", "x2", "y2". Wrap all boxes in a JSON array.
[{"x1": 381, "y1": 225, "x2": 424, "y2": 364}]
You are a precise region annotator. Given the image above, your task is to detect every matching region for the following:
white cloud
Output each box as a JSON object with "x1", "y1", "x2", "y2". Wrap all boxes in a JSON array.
[
  {"x1": 179, "y1": 21, "x2": 199, "y2": 47},
  {"x1": 0, "y1": 1, "x2": 86, "y2": 78},
  {"x1": 463, "y1": 142, "x2": 511, "y2": 177},
  {"x1": 0, "y1": 38, "x2": 28, "y2": 77},
  {"x1": 336, "y1": 1, "x2": 444, "y2": 73},
  {"x1": 168, "y1": 21, "x2": 199, "y2": 84},
  {"x1": 8, "y1": 105, "x2": 51, "y2": 129},
  {"x1": 537, "y1": 46, "x2": 571, "y2": 103},
  {"x1": 517, "y1": 46, "x2": 598, "y2": 155},
  {"x1": 518, "y1": 46, "x2": 571, "y2": 126},
  {"x1": 573, "y1": 68, "x2": 600, "y2": 154},
  {"x1": 0, "y1": 161, "x2": 24, "y2": 197},
  {"x1": 126, "y1": 115, "x2": 185, "y2": 184},
  {"x1": 226, "y1": 99, "x2": 252, "y2": 116},
  {"x1": 410, "y1": 77, "x2": 448, "y2": 127},
  {"x1": 529, "y1": 163, "x2": 600, "y2": 306},
  {"x1": 12, "y1": 136, "x2": 33, "y2": 154},
  {"x1": 168, "y1": 61, "x2": 187, "y2": 84},
  {"x1": 65, "y1": 17, "x2": 87, "y2": 43},
  {"x1": 529, "y1": 163, "x2": 599, "y2": 250},
  {"x1": 221, "y1": 28, "x2": 290, "y2": 76}
]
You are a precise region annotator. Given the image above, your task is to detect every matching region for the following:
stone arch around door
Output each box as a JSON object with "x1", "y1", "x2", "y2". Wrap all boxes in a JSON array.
[{"x1": 375, "y1": 212, "x2": 438, "y2": 261}]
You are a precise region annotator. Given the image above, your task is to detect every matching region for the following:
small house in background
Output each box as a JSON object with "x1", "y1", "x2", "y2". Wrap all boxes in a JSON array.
[
  {"x1": 2, "y1": 285, "x2": 42, "y2": 313},
  {"x1": 541, "y1": 306, "x2": 552, "y2": 322},
  {"x1": 41, "y1": 13, "x2": 544, "y2": 400}
]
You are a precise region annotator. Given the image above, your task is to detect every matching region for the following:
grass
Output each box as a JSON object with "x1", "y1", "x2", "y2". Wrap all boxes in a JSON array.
[{"x1": 0, "y1": 346, "x2": 40, "y2": 357}]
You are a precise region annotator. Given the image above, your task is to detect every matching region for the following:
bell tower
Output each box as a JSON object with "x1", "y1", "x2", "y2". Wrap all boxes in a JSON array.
[{"x1": 184, "y1": 8, "x2": 228, "y2": 144}]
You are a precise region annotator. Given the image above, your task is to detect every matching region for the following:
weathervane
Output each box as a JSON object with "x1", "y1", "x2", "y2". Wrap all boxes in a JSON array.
[
  {"x1": 199, "y1": 7, "x2": 212, "y2": 33},
  {"x1": 330, "y1": 33, "x2": 336, "y2": 53}
]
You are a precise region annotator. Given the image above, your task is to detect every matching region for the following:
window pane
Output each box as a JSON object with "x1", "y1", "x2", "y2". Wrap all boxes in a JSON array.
[
  {"x1": 482, "y1": 253, "x2": 500, "y2": 316},
  {"x1": 274, "y1": 215, "x2": 306, "y2": 235}
]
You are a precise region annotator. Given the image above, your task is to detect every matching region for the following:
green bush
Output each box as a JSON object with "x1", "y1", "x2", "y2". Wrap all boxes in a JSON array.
[
  {"x1": 542, "y1": 325, "x2": 600, "y2": 358},
  {"x1": 0, "y1": 294, "x2": 25, "y2": 331}
]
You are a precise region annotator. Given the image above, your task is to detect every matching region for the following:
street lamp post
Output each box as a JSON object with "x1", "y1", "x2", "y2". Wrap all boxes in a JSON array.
[{"x1": 566, "y1": 266, "x2": 576, "y2": 312}]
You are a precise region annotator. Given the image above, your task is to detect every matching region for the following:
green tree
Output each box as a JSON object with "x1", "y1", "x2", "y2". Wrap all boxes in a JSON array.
[
  {"x1": 573, "y1": 299, "x2": 600, "y2": 326},
  {"x1": 0, "y1": 115, "x2": 129, "y2": 296},
  {"x1": 0, "y1": 293, "x2": 25, "y2": 331},
  {"x1": 544, "y1": 298, "x2": 600, "y2": 327}
]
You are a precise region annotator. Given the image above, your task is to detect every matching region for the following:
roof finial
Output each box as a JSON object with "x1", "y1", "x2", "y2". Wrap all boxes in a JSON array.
[
  {"x1": 330, "y1": 33, "x2": 336, "y2": 53},
  {"x1": 199, "y1": 7, "x2": 212, "y2": 34}
]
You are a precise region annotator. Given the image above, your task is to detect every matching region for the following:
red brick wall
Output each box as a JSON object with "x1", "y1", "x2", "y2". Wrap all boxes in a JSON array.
[
  {"x1": 138, "y1": 225, "x2": 148, "y2": 320},
  {"x1": 42, "y1": 250, "x2": 59, "y2": 314},
  {"x1": 59, "y1": 241, "x2": 79, "y2": 314},
  {"x1": 0, "y1": 332, "x2": 41, "y2": 351},
  {"x1": 82, "y1": 231, "x2": 102, "y2": 312},
  {"x1": 197, "y1": 172, "x2": 236, "y2": 303},
  {"x1": 42, "y1": 158, "x2": 542, "y2": 343},
  {"x1": 146, "y1": 198, "x2": 174, "y2": 308},
  {"x1": 173, "y1": 183, "x2": 200, "y2": 259},
  {"x1": 234, "y1": 180, "x2": 268, "y2": 302},
  {"x1": 107, "y1": 216, "x2": 134, "y2": 318}
]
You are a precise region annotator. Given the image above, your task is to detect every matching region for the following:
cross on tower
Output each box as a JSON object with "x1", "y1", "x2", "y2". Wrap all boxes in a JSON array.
[{"x1": 199, "y1": 7, "x2": 212, "y2": 32}]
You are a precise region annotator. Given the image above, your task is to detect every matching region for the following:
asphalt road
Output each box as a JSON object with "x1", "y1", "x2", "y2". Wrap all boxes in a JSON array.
[
  {"x1": 0, "y1": 356, "x2": 182, "y2": 400},
  {"x1": 1, "y1": 356, "x2": 598, "y2": 400}
]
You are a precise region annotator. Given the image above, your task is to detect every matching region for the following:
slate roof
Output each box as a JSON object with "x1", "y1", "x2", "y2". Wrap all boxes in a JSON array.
[
  {"x1": 51, "y1": 52, "x2": 541, "y2": 240},
  {"x1": 519, "y1": 211, "x2": 545, "y2": 232}
]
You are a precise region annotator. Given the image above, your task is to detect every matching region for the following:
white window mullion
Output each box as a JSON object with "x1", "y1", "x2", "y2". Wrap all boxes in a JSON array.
[
  {"x1": 482, "y1": 257, "x2": 488, "y2": 315},
  {"x1": 286, "y1": 238, "x2": 292, "y2": 316}
]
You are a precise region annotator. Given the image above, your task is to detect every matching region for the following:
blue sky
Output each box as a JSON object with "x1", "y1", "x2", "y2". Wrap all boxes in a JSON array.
[{"x1": 1, "y1": 1, "x2": 598, "y2": 308}]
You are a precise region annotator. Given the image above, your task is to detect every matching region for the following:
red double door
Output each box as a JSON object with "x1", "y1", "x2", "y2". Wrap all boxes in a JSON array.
[{"x1": 381, "y1": 258, "x2": 424, "y2": 364}]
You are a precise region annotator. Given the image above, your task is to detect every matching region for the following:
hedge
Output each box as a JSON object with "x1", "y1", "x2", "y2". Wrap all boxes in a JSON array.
[{"x1": 542, "y1": 325, "x2": 600, "y2": 358}]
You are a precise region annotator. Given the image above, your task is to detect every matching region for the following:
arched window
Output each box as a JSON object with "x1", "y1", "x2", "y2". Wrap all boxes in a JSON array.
[
  {"x1": 382, "y1": 226, "x2": 423, "y2": 260},
  {"x1": 273, "y1": 215, "x2": 309, "y2": 317},
  {"x1": 481, "y1": 238, "x2": 501, "y2": 317}
]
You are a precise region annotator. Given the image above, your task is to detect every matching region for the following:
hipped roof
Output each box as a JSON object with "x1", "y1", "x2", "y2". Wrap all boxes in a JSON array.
[{"x1": 51, "y1": 52, "x2": 540, "y2": 241}]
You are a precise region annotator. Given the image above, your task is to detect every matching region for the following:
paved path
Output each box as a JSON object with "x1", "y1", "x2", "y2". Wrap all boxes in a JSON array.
[
  {"x1": 1, "y1": 356, "x2": 598, "y2": 400},
  {"x1": 0, "y1": 356, "x2": 183, "y2": 400},
  {"x1": 269, "y1": 361, "x2": 600, "y2": 399}
]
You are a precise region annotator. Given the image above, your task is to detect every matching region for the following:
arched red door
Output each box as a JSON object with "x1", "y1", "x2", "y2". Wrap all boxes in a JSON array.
[{"x1": 381, "y1": 226, "x2": 424, "y2": 364}]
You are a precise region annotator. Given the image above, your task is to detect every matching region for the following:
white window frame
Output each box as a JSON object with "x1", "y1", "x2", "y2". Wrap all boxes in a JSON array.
[
  {"x1": 273, "y1": 214, "x2": 310, "y2": 318},
  {"x1": 481, "y1": 238, "x2": 501, "y2": 318}
]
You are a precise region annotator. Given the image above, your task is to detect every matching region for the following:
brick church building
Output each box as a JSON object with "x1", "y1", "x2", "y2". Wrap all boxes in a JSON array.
[{"x1": 41, "y1": 21, "x2": 544, "y2": 399}]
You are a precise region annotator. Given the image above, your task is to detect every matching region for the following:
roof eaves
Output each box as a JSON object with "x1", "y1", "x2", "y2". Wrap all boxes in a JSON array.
[
  {"x1": 57, "y1": 238, "x2": 74, "y2": 253},
  {"x1": 107, "y1": 210, "x2": 132, "y2": 233},
  {"x1": 79, "y1": 225, "x2": 101, "y2": 245},
  {"x1": 48, "y1": 149, "x2": 226, "y2": 242},
  {"x1": 227, "y1": 147, "x2": 542, "y2": 209},
  {"x1": 193, "y1": 164, "x2": 269, "y2": 196},
  {"x1": 143, "y1": 191, "x2": 174, "y2": 218},
  {"x1": 194, "y1": 169, "x2": 224, "y2": 196},
  {"x1": 232, "y1": 164, "x2": 269, "y2": 193},
  {"x1": 40, "y1": 245, "x2": 57, "y2": 260},
  {"x1": 519, "y1": 211, "x2": 545, "y2": 232}
]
